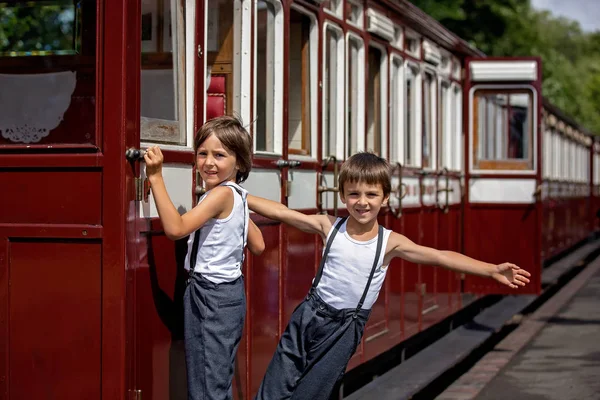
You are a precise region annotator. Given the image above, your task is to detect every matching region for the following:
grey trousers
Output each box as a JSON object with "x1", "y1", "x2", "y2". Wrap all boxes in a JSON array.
[
  {"x1": 183, "y1": 273, "x2": 246, "y2": 400},
  {"x1": 255, "y1": 293, "x2": 369, "y2": 400}
]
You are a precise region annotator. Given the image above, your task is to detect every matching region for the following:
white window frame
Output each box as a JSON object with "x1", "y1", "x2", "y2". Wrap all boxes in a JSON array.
[
  {"x1": 468, "y1": 84, "x2": 538, "y2": 175},
  {"x1": 439, "y1": 78, "x2": 452, "y2": 170},
  {"x1": 452, "y1": 84, "x2": 463, "y2": 171},
  {"x1": 345, "y1": 32, "x2": 365, "y2": 158},
  {"x1": 288, "y1": 4, "x2": 319, "y2": 160},
  {"x1": 366, "y1": 41, "x2": 388, "y2": 157},
  {"x1": 323, "y1": 0, "x2": 343, "y2": 19},
  {"x1": 322, "y1": 21, "x2": 345, "y2": 161},
  {"x1": 543, "y1": 128, "x2": 551, "y2": 179},
  {"x1": 253, "y1": 0, "x2": 284, "y2": 155},
  {"x1": 422, "y1": 66, "x2": 437, "y2": 171},
  {"x1": 346, "y1": 0, "x2": 364, "y2": 29},
  {"x1": 141, "y1": 0, "x2": 190, "y2": 150},
  {"x1": 389, "y1": 53, "x2": 404, "y2": 164},
  {"x1": 404, "y1": 60, "x2": 421, "y2": 167},
  {"x1": 404, "y1": 29, "x2": 421, "y2": 60}
]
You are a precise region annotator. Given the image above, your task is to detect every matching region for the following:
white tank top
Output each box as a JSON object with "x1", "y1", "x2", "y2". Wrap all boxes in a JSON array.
[
  {"x1": 184, "y1": 182, "x2": 248, "y2": 284},
  {"x1": 316, "y1": 218, "x2": 392, "y2": 310}
]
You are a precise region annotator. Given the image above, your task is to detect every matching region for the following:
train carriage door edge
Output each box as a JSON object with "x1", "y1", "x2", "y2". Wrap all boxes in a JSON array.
[{"x1": 463, "y1": 57, "x2": 542, "y2": 295}]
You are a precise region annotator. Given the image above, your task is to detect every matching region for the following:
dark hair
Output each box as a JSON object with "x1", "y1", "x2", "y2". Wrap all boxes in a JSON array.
[
  {"x1": 338, "y1": 152, "x2": 392, "y2": 197},
  {"x1": 194, "y1": 115, "x2": 253, "y2": 183}
]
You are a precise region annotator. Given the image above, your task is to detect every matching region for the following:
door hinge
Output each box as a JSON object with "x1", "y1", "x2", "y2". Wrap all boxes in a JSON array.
[
  {"x1": 129, "y1": 389, "x2": 142, "y2": 400},
  {"x1": 134, "y1": 177, "x2": 150, "y2": 202}
]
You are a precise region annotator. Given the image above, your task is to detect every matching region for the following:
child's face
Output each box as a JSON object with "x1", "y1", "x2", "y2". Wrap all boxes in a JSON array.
[
  {"x1": 196, "y1": 133, "x2": 238, "y2": 189},
  {"x1": 340, "y1": 181, "x2": 389, "y2": 224}
]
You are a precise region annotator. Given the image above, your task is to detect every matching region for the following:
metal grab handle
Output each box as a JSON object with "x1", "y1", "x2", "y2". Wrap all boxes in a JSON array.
[
  {"x1": 390, "y1": 162, "x2": 408, "y2": 218},
  {"x1": 125, "y1": 147, "x2": 146, "y2": 161},
  {"x1": 317, "y1": 155, "x2": 339, "y2": 216},
  {"x1": 532, "y1": 184, "x2": 542, "y2": 199},
  {"x1": 274, "y1": 159, "x2": 302, "y2": 169},
  {"x1": 436, "y1": 167, "x2": 454, "y2": 214}
]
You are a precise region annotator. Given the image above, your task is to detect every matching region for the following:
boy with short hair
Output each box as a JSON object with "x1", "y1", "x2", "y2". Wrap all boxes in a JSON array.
[{"x1": 249, "y1": 152, "x2": 530, "y2": 400}]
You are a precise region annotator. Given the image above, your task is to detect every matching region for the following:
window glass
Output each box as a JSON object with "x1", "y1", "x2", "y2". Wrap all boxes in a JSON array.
[
  {"x1": 472, "y1": 89, "x2": 535, "y2": 170},
  {"x1": 422, "y1": 71, "x2": 434, "y2": 168},
  {"x1": 288, "y1": 9, "x2": 315, "y2": 156},
  {"x1": 346, "y1": 35, "x2": 364, "y2": 157},
  {"x1": 405, "y1": 65, "x2": 419, "y2": 166},
  {"x1": 366, "y1": 46, "x2": 385, "y2": 156},
  {"x1": 0, "y1": 0, "x2": 96, "y2": 145},
  {"x1": 390, "y1": 56, "x2": 403, "y2": 163},
  {"x1": 323, "y1": 24, "x2": 343, "y2": 160},
  {"x1": 140, "y1": 0, "x2": 186, "y2": 145}
]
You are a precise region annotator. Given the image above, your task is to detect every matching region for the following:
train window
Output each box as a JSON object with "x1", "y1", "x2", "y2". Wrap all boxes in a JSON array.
[
  {"x1": 346, "y1": 34, "x2": 365, "y2": 158},
  {"x1": 366, "y1": 45, "x2": 387, "y2": 156},
  {"x1": 452, "y1": 85, "x2": 463, "y2": 171},
  {"x1": 405, "y1": 31, "x2": 420, "y2": 59},
  {"x1": 389, "y1": 55, "x2": 404, "y2": 163},
  {"x1": 323, "y1": 0, "x2": 342, "y2": 18},
  {"x1": 288, "y1": 8, "x2": 317, "y2": 157},
  {"x1": 392, "y1": 24, "x2": 403, "y2": 50},
  {"x1": 404, "y1": 63, "x2": 420, "y2": 166},
  {"x1": 0, "y1": 0, "x2": 97, "y2": 146},
  {"x1": 422, "y1": 70, "x2": 436, "y2": 169},
  {"x1": 140, "y1": 0, "x2": 186, "y2": 145},
  {"x1": 472, "y1": 88, "x2": 535, "y2": 171},
  {"x1": 439, "y1": 81, "x2": 452, "y2": 169},
  {"x1": 322, "y1": 23, "x2": 344, "y2": 160},
  {"x1": 255, "y1": 0, "x2": 283, "y2": 154},
  {"x1": 345, "y1": 0, "x2": 363, "y2": 28},
  {"x1": 543, "y1": 128, "x2": 551, "y2": 179}
]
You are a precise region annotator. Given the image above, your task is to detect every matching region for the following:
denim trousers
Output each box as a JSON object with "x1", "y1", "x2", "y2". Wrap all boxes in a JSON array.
[
  {"x1": 255, "y1": 293, "x2": 370, "y2": 400},
  {"x1": 183, "y1": 273, "x2": 246, "y2": 400}
]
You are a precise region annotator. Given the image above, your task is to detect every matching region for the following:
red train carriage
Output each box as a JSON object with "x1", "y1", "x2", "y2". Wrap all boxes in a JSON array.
[{"x1": 0, "y1": 0, "x2": 597, "y2": 399}]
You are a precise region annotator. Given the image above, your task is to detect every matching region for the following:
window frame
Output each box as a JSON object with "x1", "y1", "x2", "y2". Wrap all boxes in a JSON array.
[
  {"x1": 439, "y1": 78, "x2": 452, "y2": 170},
  {"x1": 452, "y1": 83, "x2": 463, "y2": 171},
  {"x1": 366, "y1": 41, "x2": 388, "y2": 158},
  {"x1": 253, "y1": 0, "x2": 284, "y2": 155},
  {"x1": 421, "y1": 66, "x2": 437, "y2": 170},
  {"x1": 321, "y1": 21, "x2": 345, "y2": 161},
  {"x1": 345, "y1": 31, "x2": 365, "y2": 159},
  {"x1": 404, "y1": 60, "x2": 421, "y2": 167},
  {"x1": 287, "y1": 4, "x2": 318, "y2": 159},
  {"x1": 469, "y1": 84, "x2": 538, "y2": 174},
  {"x1": 389, "y1": 53, "x2": 404, "y2": 164}
]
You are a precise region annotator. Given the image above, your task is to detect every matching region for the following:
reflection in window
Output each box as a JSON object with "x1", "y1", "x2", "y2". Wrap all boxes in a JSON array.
[
  {"x1": 288, "y1": 9, "x2": 315, "y2": 156},
  {"x1": 140, "y1": 0, "x2": 186, "y2": 145},
  {"x1": 347, "y1": 35, "x2": 364, "y2": 157},
  {"x1": 0, "y1": 1, "x2": 81, "y2": 56},
  {"x1": 405, "y1": 65, "x2": 418, "y2": 165},
  {"x1": 255, "y1": 0, "x2": 281, "y2": 153},
  {"x1": 390, "y1": 57, "x2": 403, "y2": 163},
  {"x1": 367, "y1": 46, "x2": 385, "y2": 155},
  {"x1": 323, "y1": 24, "x2": 343, "y2": 159},
  {"x1": 0, "y1": 0, "x2": 96, "y2": 145},
  {"x1": 473, "y1": 89, "x2": 534, "y2": 170}
]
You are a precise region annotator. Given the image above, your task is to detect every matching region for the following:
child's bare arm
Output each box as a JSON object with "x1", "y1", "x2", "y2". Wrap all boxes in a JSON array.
[
  {"x1": 145, "y1": 146, "x2": 228, "y2": 240},
  {"x1": 247, "y1": 194, "x2": 333, "y2": 237},
  {"x1": 247, "y1": 218, "x2": 265, "y2": 256},
  {"x1": 387, "y1": 232, "x2": 531, "y2": 289}
]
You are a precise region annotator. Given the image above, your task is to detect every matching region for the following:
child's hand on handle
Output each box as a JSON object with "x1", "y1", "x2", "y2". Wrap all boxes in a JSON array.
[
  {"x1": 144, "y1": 145, "x2": 164, "y2": 179},
  {"x1": 492, "y1": 263, "x2": 531, "y2": 289}
]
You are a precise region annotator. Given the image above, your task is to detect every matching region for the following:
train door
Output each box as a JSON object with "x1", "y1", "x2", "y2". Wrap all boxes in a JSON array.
[
  {"x1": 463, "y1": 57, "x2": 542, "y2": 295},
  {"x1": 0, "y1": 0, "x2": 129, "y2": 398}
]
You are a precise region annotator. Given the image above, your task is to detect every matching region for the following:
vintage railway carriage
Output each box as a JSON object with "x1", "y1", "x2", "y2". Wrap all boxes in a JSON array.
[{"x1": 0, "y1": 0, "x2": 598, "y2": 399}]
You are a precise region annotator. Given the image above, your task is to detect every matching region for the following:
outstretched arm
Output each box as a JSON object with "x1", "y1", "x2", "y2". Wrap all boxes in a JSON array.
[
  {"x1": 145, "y1": 146, "x2": 229, "y2": 240},
  {"x1": 387, "y1": 232, "x2": 531, "y2": 289},
  {"x1": 247, "y1": 194, "x2": 333, "y2": 238},
  {"x1": 247, "y1": 219, "x2": 265, "y2": 256}
]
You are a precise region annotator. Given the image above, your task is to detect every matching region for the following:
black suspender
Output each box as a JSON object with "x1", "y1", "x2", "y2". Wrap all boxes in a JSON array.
[
  {"x1": 308, "y1": 217, "x2": 347, "y2": 296},
  {"x1": 188, "y1": 183, "x2": 248, "y2": 272},
  {"x1": 308, "y1": 217, "x2": 385, "y2": 317}
]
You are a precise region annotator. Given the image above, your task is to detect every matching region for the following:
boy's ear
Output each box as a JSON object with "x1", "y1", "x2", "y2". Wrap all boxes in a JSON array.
[{"x1": 382, "y1": 194, "x2": 390, "y2": 206}]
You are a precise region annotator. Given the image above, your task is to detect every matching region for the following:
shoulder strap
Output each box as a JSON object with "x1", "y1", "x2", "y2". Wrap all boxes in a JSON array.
[
  {"x1": 309, "y1": 217, "x2": 347, "y2": 295},
  {"x1": 353, "y1": 225, "x2": 384, "y2": 317},
  {"x1": 188, "y1": 182, "x2": 248, "y2": 272}
]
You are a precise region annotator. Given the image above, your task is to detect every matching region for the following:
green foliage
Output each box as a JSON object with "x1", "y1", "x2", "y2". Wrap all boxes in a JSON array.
[
  {"x1": 411, "y1": 0, "x2": 600, "y2": 134},
  {"x1": 0, "y1": 1, "x2": 76, "y2": 54}
]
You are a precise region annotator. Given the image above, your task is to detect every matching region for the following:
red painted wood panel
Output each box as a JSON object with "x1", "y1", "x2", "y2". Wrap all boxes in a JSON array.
[
  {"x1": 7, "y1": 241, "x2": 101, "y2": 399},
  {"x1": 464, "y1": 207, "x2": 540, "y2": 294},
  {"x1": 0, "y1": 171, "x2": 102, "y2": 225}
]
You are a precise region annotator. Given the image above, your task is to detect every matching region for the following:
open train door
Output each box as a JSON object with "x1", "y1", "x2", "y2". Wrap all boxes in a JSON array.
[{"x1": 463, "y1": 57, "x2": 542, "y2": 295}]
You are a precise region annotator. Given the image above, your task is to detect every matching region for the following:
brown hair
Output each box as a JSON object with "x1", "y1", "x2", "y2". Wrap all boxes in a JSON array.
[
  {"x1": 194, "y1": 115, "x2": 253, "y2": 183},
  {"x1": 338, "y1": 152, "x2": 392, "y2": 197}
]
